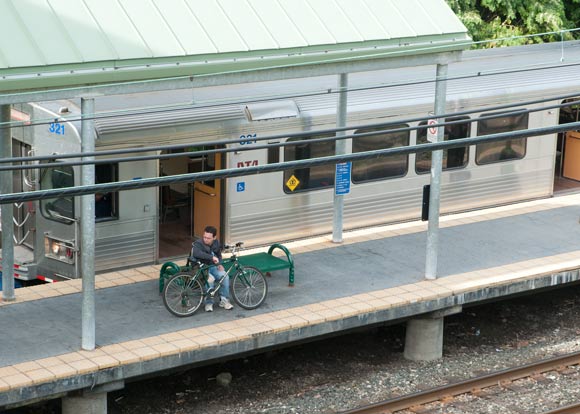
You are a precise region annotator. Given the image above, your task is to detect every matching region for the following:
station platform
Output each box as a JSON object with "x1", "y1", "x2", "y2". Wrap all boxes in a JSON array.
[{"x1": 1, "y1": 193, "x2": 580, "y2": 409}]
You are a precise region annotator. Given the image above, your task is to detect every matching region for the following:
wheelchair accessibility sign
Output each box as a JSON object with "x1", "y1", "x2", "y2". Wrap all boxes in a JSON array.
[{"x1": 236, "y1": 182, "x2": 245, "y2": 192}]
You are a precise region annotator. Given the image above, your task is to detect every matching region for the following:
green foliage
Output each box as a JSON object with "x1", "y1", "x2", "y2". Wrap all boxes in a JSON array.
[
  {"x1": 565, "y1": 0, "x2": 580, "y2": 24},
  {"x1": 446, "y1": 0, "x2": 580, "y2": 47}
]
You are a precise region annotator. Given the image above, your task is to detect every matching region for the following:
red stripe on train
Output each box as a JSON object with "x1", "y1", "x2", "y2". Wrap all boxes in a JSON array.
[{"x1": 36, "y1": 275, "x2": 56, "y2": 283}]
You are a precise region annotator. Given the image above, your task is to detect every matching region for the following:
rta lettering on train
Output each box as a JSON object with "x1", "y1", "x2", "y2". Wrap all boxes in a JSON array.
[{"x1": 237, "y1": 160, "x2": 259, "y2": 168}]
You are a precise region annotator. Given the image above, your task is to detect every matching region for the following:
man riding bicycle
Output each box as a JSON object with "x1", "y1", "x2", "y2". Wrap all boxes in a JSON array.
[{"x1": 190, "y1": 225, "x2": 234, "y2": 312}]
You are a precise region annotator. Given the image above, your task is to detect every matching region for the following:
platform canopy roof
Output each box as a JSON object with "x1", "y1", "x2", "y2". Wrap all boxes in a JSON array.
[{"x1": 0, "y1": 0, "x2": 471, "y2": 104}]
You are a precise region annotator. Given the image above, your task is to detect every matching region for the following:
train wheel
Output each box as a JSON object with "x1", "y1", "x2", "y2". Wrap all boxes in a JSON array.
[
  {"x1": 162, "y1": 273, "x2": 204, "y2": 317},
  {"x1": 231, "y1": 266, "x2": 268, "y2": 310}
]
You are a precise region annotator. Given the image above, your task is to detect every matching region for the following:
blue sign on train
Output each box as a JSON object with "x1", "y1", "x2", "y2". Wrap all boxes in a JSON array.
[{"x1": 335, "y1": 162, "x2": 351, "y2": 195}]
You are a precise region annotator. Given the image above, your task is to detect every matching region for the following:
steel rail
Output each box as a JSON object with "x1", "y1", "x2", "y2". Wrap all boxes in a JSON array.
[
  {"x1": 341, "y1": 351, "x2": 580, "y2": 414},
  {"x1": 543, "y1": 402, "x2": 580, "y2": 414}
]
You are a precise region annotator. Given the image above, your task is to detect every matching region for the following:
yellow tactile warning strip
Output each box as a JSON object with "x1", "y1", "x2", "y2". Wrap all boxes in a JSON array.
[{"x1": 1, "y1": 193, "x2": 579, "y2": 307}]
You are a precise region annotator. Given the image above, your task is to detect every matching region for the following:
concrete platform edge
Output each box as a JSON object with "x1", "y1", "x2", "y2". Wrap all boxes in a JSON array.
[{"x1": 2, "y1": 267, "x2": 579, "y2": 409}]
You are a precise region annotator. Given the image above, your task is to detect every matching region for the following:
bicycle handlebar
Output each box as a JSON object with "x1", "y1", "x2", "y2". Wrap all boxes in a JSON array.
[
  {"x1": 188, "y1": 241, "x2": 244, "y2": 266},
  {"x1": 223, "y1": 241, "x2": 244, "y2": 250}
]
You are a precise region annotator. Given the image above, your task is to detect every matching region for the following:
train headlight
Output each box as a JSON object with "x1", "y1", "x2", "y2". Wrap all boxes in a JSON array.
[
  {"x1": 51, "y1": 242, "x2": 61, "y2": 255},
  {"x1": 44, "y1": 235, "x2": 76, "y2": 264}
]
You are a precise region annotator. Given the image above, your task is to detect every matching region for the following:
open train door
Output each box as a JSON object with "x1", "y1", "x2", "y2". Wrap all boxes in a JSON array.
[
  {"x1": 562, "y1": 131, "x2": 580, "y2": 181},
  {"x1": 556, "y1": 99, "x2": 580, "y2": 193},
  {"x1": 193, "y1": 149, "x2": 222, "y2": 239}
]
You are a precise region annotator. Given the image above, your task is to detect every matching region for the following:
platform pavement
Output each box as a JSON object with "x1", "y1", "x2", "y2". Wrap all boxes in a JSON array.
[{"x1": 1, "y1": 193, "x2": 580, "y2": 407}]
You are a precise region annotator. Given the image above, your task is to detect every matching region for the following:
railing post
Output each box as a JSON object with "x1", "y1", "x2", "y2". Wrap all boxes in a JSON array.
[
  {"x1": 425, "y1": 63, "x2": 448, "y2": 280},
  {"x1": 81, "y1": 97, "x2": 96, "y2": 350},
  {"x1": 0, "y1": 104, "x2": 15, "y2": 301},
  {"x1": 333, "y1": 73, "x2": 349, "y2": 243}
]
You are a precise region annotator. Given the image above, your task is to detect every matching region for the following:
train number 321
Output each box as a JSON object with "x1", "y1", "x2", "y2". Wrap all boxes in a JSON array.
[
  {"x1": 239, "y1": 133, "x2": 257, "y2": 145},
  {"x1": 49, "y1": 122, "x2": 65, "y2": 135}
]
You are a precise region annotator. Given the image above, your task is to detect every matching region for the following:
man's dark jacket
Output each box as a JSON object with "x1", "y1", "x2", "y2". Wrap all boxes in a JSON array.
[{"x1": 190, "y1": 238, "x2": 222, "y2": 265}]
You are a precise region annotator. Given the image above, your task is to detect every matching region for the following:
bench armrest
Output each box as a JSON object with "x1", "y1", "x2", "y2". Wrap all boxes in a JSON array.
[
  {"x1": 159, "y1": 261, "x2": 181, "y2": 293},
  {"x1": 267, "y1": 243, "x2": 295, "y2": 285}
]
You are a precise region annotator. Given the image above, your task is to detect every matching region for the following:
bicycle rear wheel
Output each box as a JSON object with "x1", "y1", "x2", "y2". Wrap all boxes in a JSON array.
[
  {"x1": 231, "y1": 266, "x2": 268, "y2": 310},
  {"x1": 163, "y1": 272, "x2": 204, "y2": 317}
]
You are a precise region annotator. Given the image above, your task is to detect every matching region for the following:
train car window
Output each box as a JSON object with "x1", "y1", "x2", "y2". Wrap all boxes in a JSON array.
[
  {"x1": 476, "y1": 112, "x2": 528, "y2": 164},
  {"x1": 95, "y1": 163, "x2": 118, "y2": 221},
  {"x1": 40, "y1": 165, "x2": 75, "y2": 223},
  {"x1": 351, "y1": 125, "x2": 409, "y2": 183},
  {"x1": 416, "y1": 117, "x2": 470, "y2": 174},
  {"x1": 283, "y1": 134, "x2": 335, "y2": 193}
]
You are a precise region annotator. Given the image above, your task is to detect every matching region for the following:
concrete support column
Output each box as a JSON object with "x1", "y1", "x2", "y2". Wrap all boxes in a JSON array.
[
  {"x1": 62, "y1": 381, "x2": 123, "y2": 414},
  {"x1": 404, "y1": 317, "x2": 444, "y2": 361},
  {"x1": 403, "y1": 305, "x2": 462, "y2": 361},
  {"x1": 62, "y1": 392, "x2": 107, "y2": 414}
]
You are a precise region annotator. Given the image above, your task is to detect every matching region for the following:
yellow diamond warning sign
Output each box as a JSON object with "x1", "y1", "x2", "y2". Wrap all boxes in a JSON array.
[{"x1": 285, "y1": 175, "x2": 300, "y2": 191}]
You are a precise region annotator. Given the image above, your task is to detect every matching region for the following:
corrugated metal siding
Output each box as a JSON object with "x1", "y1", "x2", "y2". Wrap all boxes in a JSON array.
[
  {"x1": 95, "y1": 105, "x2": 244, "y2": 136},
  {"x1": 93, "y1": 62, "x2": 580, "y2": 146},
  {"x1": 0, "y1": 0, "x2": 468, "y2": 71},
  {"x1": 95, "y1": 230, "x2": 156, "y2": 272},
  {"x1": 295, "y1": 66, "x2": 580, "y2": 115},
  {"x1": 228, "y1": 169, "x2": 553, "y2": 246}
]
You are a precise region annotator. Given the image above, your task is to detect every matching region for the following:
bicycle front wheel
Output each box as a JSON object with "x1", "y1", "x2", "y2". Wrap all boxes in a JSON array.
[
  {"x1": 231, "y1": 266, "x2": 268, "y2": 310},
  {"x1": 163, "y1": 272, "x2": 204, "y2": 317}
]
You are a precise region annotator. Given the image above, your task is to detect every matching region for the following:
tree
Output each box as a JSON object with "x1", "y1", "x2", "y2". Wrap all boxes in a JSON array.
[{"x1": 446, "y1": 0, "x2": 580, "y2": 47}]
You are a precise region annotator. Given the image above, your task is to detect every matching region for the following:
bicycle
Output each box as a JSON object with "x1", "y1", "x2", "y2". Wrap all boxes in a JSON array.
[{"x1": 162, "y1": 242, "x2": 268, "y2": 317}]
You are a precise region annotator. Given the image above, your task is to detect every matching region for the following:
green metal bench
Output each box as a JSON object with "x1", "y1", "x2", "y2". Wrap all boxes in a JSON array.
[
  {"x1": 237, "y1": 243, "x2": 295, "y2": 286},
  {"x1": 159, "y1": 243, "x2": 295, "y2": 293}
]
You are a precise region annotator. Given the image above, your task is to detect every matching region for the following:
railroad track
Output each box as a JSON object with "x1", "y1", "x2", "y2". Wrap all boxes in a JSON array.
[
  {"x1": 341, "y1": 351, "x2": 580, "y2": 414},
  {"x1": 544, "y1": 402, "x2": 580, "y2": 413}
]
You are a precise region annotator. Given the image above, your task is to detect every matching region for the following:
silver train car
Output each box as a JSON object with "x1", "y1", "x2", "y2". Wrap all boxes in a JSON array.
[{"x1": 2, "y1": 41, "x2": 580, "y2": 282}]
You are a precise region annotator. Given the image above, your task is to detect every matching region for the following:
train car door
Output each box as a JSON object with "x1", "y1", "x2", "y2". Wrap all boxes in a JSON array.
[
  {"x1": 159, "y1": 152, "x2": 193, "y2": 259},
  {"x1": 193, "y1": 149, "x2": 222, "y2": 239},
  {"x1": 556, "y1": 99, "x2": 580, "y2": 193},
  {"x1": 562, "y1": 131, "x2": 580, "y2": 181}
]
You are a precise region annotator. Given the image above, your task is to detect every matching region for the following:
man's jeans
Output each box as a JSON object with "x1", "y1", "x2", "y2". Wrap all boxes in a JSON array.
[{"x1": 205, "y1": 265, "x2": 229, "y2": 304}]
